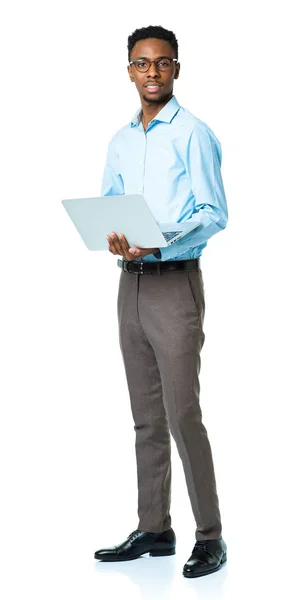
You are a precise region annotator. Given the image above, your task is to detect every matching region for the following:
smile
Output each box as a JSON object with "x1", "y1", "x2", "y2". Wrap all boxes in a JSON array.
[{"x1": 145, "y1": 85, "x2": 162, "y2": 92}]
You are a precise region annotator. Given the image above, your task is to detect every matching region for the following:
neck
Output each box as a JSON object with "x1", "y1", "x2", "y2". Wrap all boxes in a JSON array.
[{"x1": 140, "y1": 91, "x2": 173, "y2": 125}]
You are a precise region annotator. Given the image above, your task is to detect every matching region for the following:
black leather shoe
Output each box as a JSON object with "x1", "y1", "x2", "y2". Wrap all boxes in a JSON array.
[
  {"x1": 183, "y1": 536, "x2": 227, "y2": 578},
  {"x1": 94, "y1": 528, "x2": 176, "y2": 561}
]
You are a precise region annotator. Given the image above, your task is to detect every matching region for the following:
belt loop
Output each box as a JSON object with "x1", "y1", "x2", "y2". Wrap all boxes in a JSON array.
[{"x1": 156, "y1": 262, "x2": 162, "y2": 276}]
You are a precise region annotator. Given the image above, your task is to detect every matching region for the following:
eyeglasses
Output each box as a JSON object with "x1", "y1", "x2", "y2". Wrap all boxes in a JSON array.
[{"x1": 129, "y1": 57, "x2": 178, "y2": 73}]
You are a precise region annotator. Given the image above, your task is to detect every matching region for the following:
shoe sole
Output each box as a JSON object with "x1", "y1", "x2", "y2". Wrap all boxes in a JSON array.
[
  {"x1": 182, "y1": 553, "x2": 227, "y2": 578},
  {"x1": 94, "y1": 547, "x2": 176, "y2": 561}
]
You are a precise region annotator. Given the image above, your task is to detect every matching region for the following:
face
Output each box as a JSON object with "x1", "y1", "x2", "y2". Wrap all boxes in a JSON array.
[{"x1": 127, "y1": 38, "x2": 180, "y2": 105}]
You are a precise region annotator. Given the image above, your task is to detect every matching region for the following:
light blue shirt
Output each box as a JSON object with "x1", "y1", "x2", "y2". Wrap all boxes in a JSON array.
[{"x1": 101, "y1": 95, "x2": 228, "y2": 262}]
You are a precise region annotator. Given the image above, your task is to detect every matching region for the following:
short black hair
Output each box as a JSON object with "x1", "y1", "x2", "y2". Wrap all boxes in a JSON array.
[{"x1": 127, "y1": 25, "x2": 178, "y2": 63}]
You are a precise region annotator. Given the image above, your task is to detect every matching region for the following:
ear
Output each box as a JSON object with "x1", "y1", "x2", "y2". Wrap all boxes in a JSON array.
[
  {"x1": 127, "y1": 64, "x2": 134, "y2": 82},
  {"x1": 174, "y1": 62, "x2": 180, "y2": 79}
]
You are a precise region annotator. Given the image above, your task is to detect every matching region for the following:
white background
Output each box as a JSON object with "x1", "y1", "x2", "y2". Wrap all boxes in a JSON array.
[{"x1": 1, "y1": 0, "x2": 299, "y2": 598}]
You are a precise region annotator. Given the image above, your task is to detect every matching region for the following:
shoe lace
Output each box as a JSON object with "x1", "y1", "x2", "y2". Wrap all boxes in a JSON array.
[
  {"x1": 127, "y1": 529, "x2": 142, "y2": 541},
  {"x1": 193, "y1": 540, "x2": 215, "y2": 558}
]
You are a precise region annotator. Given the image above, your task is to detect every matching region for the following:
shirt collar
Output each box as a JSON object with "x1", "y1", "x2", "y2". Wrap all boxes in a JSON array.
[{"x1": 130, "y1": 95, "x2": 181, "y2": 127}]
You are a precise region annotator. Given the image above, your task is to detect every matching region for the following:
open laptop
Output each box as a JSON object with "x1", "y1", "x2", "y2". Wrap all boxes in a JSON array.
[{"x1": 61, "y1": 194, "x2": 200, "y2": 251}]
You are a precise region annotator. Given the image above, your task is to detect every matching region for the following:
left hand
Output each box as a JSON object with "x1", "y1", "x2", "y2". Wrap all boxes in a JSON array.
[{"x1": 106, "y1": 232, "x2": 159, "y2": 260}]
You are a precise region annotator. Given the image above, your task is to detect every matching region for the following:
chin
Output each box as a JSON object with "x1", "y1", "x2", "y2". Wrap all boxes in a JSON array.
[{"x1": 141, "y1": 89, "x2": 169, "y2": 103}]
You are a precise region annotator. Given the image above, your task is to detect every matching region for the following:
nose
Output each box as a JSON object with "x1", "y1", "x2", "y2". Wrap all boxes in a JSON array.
[{"x1": 147, "y1": 62, "x2": 160, "y2": 77}]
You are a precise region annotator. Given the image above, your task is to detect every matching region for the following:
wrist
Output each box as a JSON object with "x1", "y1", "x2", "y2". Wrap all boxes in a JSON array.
[{"x1": 153, "y1": 248, "x2": 161, "y2": 259}]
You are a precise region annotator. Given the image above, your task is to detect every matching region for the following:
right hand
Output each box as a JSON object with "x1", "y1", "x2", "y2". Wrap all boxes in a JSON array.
[{"x1": 107, "y1": 232, "x2": 159, "y2": 260}]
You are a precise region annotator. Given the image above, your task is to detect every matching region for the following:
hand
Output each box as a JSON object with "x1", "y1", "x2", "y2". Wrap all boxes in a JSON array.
[{"x1": 106, "y1": 232, "x2": 159, "y2": 260}]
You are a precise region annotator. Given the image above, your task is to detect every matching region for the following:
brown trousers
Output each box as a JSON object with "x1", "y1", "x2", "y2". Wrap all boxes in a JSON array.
[{"x1": 117, "y1": 261, "x2": 222, "y2": 541}]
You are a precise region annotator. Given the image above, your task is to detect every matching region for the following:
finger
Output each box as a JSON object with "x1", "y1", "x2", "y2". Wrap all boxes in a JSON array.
[
  {"x1": 107, "y1": 235, "x2": 118, "y2": 255},
  {"x1": 119, "y1": 233, "x2": 130, "y2": 250},
  {"x1": 109, "y1": 233, "x2": 138, "y2": 260},
  {"x1": 119, "y1": 234, "x2": 134, "y2": 260},
  {"x1": 115, "y1": 233, "x2": 135, "y2": 260},
  {"x1": 107, "y1": 234, "x2": 121, "y2": 255},
  {"x1": 110, "y1": 232, "x2": 123, "y2": 254},
  {"x1": 109, "y1": 237, "x2": 130, "y2": 259},
  {"x1": 108, "y1": 244, "x2": 118, "y2": 255},
  {"x1": 128, "y1": 247, "x2": 142, "y2": 258}
]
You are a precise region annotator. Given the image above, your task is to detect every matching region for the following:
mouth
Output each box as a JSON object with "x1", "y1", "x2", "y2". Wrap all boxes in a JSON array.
[{"x1": 144, "y1": 84, "x2": 162, "y2": 93}]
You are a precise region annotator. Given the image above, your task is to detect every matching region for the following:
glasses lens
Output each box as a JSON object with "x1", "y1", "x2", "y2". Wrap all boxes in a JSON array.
[
  {"x1": 156, "y1": 58, "x2": 172, "y2": 70},
  {"x1": 135, "y1": 60, "x2": 150, "y2": 72},
  {"x1": 134, "y1": 58, "x2": 173, "y2": 72}
]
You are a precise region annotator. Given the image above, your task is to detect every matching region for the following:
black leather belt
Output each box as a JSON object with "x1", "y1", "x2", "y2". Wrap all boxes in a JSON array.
[{"x1": 117, "y1": 258, "x2": 200, "y2": 275}]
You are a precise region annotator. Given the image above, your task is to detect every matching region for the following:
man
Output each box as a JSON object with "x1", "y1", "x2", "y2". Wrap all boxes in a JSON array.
[{"x1": 94, "y1": 25, "x2": 228, "y2": 578}]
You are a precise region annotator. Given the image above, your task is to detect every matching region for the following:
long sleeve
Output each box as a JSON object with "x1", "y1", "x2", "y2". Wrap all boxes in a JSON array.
[
  {"x1": 101, "y1": 136, "x2": 124, "y2": 196},
  {"x1": 159, "y1": 122, "x2": 228, "y2": 261}
]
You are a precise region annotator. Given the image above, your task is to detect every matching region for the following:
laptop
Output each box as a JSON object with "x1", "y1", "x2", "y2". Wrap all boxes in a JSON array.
[{"x1": 61, "y1": 194, "x2": 200, "y2": 251}]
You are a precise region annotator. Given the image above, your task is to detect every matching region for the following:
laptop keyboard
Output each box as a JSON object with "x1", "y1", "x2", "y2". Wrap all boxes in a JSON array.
[{"x1": 162, "y1": 230, "x2": 183, "y2": 242}]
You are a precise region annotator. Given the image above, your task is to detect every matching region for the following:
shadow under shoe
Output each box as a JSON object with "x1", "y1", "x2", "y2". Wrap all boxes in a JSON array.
[
  {"x1": 94, "y1": 528, "x2": 176, "y2": 561},
  {"x1": 183, "y1": 536, "x2": 227, "y2": 578}
]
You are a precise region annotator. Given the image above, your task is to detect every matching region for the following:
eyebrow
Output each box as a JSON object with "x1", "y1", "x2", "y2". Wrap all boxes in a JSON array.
[{"x1": 133, "y1": 55, "x2": 170, "y2": 61}]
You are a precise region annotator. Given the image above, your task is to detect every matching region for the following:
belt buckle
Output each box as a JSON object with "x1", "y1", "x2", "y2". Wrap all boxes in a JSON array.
[{"x1": 122, "y1": 260, "x2": 144, "y2": 274}]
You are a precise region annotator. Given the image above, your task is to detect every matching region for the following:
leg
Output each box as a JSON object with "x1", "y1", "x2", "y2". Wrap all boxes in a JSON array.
[
  {"x1": 139, "y1": 267, "x2": 222, "y2": 541},
  {"x1": 117, "y1": 270, "x2": 172, "y2": 533}
]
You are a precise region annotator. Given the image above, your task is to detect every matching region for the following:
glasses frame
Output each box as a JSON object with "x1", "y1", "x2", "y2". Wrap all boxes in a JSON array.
[{"x1": 129, "y1": 57, "x2": 178, "y2": 73}]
